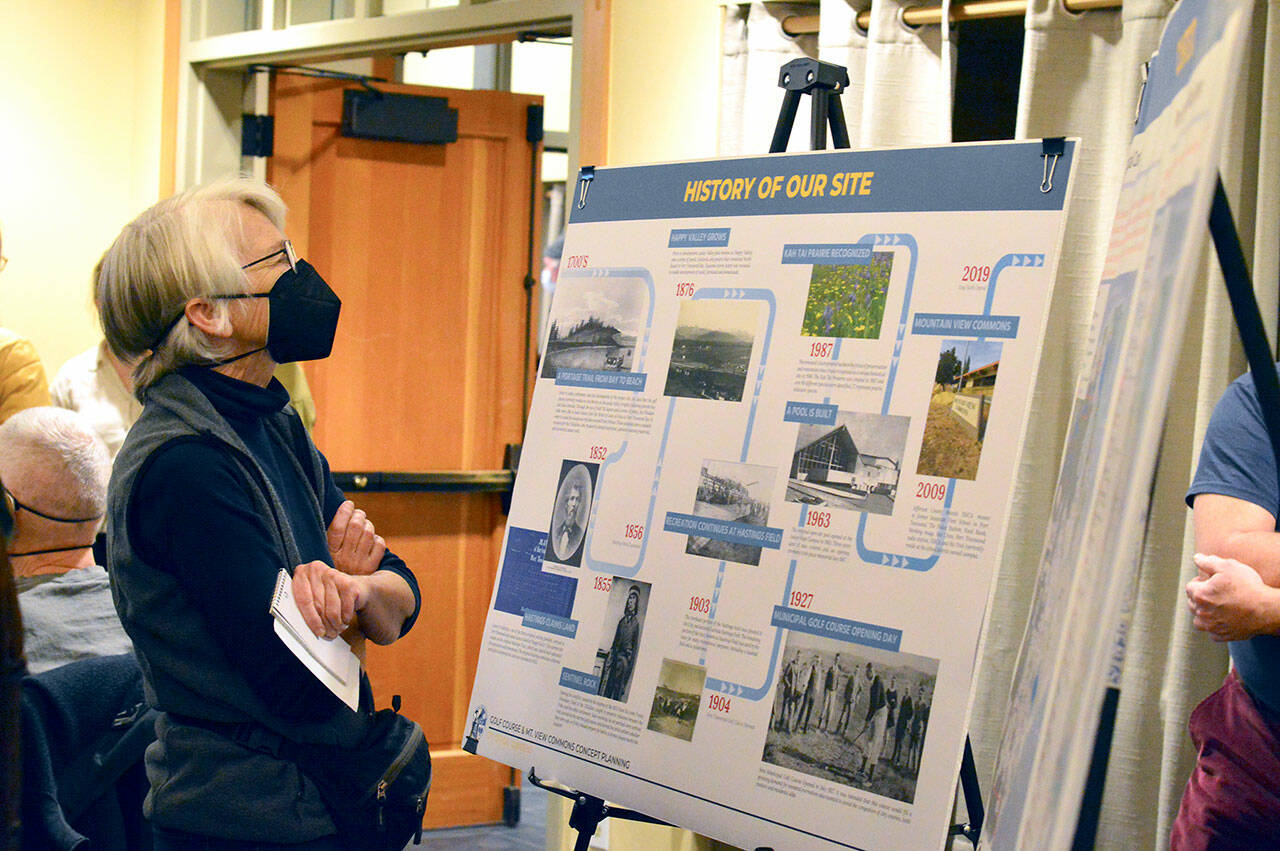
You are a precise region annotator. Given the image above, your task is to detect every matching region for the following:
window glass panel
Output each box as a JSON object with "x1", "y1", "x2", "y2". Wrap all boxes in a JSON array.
[
  {"x1": 542, "y1": 151, "x2": 568, "y2": 184},
  {"x1": 202, "y1": 0, "x2": 261, "y2": 37},
  {"x1": 289, "y1": 0, "x2": 355, "y2": 25},
  {"x1": 402, "y1": 48, "x2": 476, "y2": 89},
  {"x1": 511, "y1": 40, "x2": 570, "y2": 133}
]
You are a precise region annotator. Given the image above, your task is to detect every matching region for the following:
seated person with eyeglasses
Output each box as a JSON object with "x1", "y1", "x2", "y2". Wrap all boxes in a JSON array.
[{"x1": 0, "y1": 406, "x2": 131, "y2": 673}]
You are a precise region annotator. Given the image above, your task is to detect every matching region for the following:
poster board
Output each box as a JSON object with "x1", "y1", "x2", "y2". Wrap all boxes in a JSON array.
[
  {"x1": 465, "y1": 140, "x2": 1076, "y2": 850},
  {"x1": 982, "y1": 1, "x2": 1254, "y2": 848}
]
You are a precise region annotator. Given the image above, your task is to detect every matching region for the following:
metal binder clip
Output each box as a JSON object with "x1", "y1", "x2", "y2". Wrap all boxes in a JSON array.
[
  {"x1": 1134, "y1": 59, "x2": 1151, "y2": 126},
  {"x1": 1040, "y1": 137, "x2": 1066, "y2": 194},
  {"x1": 576, "y1": 167, "x2": 595, "y2": 210}
]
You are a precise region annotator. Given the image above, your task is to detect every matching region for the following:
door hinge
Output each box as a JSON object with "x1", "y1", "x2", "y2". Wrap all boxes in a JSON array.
[
  {"x1": 241, "y1": 114, "x2": 274, "y2": 158},
  {"x1": 503, "y1": 784, "x2": 521, "y2": 827},
  {"x1": 527, "y1": 104, "x2": 544, "y2": 144}
]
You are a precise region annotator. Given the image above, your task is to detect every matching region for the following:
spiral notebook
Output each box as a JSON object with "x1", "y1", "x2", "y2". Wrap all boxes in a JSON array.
[{"x1": 269, "y1": 568, "x2": 361, "y2": 710}]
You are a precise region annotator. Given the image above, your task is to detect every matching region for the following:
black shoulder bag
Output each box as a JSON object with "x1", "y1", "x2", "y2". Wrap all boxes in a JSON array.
[
  {"x1": 287, "y1": 695, "x2": 432, "y2": 850},
  {"x1": 187, "y1": 694, "x2": 431, "y2": 851}
]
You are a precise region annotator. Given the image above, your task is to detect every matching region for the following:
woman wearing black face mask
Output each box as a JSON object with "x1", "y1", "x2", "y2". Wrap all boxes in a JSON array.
[{"x1": 95, "y1": 177, "x2": 420, "y2": 849}]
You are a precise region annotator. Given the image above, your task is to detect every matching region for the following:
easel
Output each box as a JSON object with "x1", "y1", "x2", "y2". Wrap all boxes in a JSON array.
[
  {"x1": 536, "y1": 57, "x2": 983, "y2": 851},
  {"x1": 770, "y1": 57, "x2": 985, "y2": 848},
  {"x1": 1067, "y1": 177, "x2": 1280, "y2": 851},
  {"x1": 529, "y1": 768, "x2": 672, "y2": 851}
]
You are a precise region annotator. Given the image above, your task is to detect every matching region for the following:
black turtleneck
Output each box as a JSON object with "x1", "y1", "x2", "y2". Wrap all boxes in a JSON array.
[{"x1": 128, "y1": 366, "x2": 419, "y2": 722}]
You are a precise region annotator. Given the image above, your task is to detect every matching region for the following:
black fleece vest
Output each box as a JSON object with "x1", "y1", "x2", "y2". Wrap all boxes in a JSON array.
[{"x1": 107, "y1": 371, "x2": 364, "y2": 840}]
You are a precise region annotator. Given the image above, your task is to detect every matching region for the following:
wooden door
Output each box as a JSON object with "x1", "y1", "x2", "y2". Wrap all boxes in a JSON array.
[{"x1": 269, "y1": 75, "x2": 539, "y2": 829}]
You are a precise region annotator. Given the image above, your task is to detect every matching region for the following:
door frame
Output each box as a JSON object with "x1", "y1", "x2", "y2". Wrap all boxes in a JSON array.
[{"x1": 173, "y1": 0, "x2": 608, "y2": 190}]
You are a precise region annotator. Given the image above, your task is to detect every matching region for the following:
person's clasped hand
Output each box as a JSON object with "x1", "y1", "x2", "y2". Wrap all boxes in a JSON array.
[
  {"x1": 1186, "y1": 553, "x2": 1271, "y2": 642},
  {"x1": 326, "y1": 499, "x2": 385, "y2": 575},
  {"x1": 292, "y1": 560, "x2": 366, "y2": 640}
]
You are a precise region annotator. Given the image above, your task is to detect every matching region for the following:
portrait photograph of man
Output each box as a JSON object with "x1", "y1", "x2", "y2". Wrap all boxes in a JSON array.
[
  {"x1": 595, "y1": 578, "x2": 651, "y2": 703},
  {"x1": 546, "y1": 459, "x2": 598, "y2": 567}
]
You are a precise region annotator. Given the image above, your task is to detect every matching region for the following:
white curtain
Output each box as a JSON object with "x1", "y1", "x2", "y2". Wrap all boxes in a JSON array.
[
  {"x1": 717, "y1": 1, "x2": 1280, "y2": 848},
  {"x1": 718, "y1": 0, "x2": 953, "y2": 154},
  {"x1": 719, "y1": 2, "x2": 820, "y2": 156},
  {"x1": 818, "y1": 0, "x2": 953, "y2": 146}
]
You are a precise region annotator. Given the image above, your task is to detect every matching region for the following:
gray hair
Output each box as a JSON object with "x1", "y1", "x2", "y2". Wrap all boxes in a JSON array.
[
  {"x1": 0, "y1": 407, "x2": 110, "y2": 523},
  {"x1": 96, "y1": 176, "x2": 287, "y2": 395}
]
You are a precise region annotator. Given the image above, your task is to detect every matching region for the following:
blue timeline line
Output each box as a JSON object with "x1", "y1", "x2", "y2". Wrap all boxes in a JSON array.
[
  {"x1": 584, "y1": 287, "x2": 775, "y2": 577},
  {"x1": 845, "y1": 232, "x2": 953, "y2": 570},
  {"x1": 852, "y1": 246, "x2": 1044, "y2": 570},
  {"x1": 685, "y1": 287, "x2": 778, "y2": 681},
  {"x1": 582, "y1": 400, "x2": 675, "y2": 578},
  {"x1": 559, "y1": 267, "x2": 657, "y2": 370},
  {"x1": 700, "y1": 507, "x2": 809, "y2": 675},
  {"x1": 586, "y1": 285, "x2": 773, "y2": 570},
  {"x1": 700, "y1": 561, "x2": 728, "y2": 667},
  {"x1": 868, "y1": 234, "x2": 918, "y2": 417},
  {"x1": 702, "y1": 246, "x2": 925, "y2": 694},
  {"x1": 984, "y1": 253, "x2": 1044, "y2": 317},
  {"x1": 705, "y1": 559, "x2": 798, "y2": 698}
]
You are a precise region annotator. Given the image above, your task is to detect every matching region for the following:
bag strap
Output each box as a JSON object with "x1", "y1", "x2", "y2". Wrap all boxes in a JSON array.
[
  {"x1": 167, "y1": 713, "x2": 290, "y2": 760},
  {"x1": 60, "y1": 704, "x2": 159, "y2": 822}
]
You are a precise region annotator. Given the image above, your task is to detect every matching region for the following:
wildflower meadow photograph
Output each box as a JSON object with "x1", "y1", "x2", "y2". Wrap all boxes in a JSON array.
[{"x1": 799, "y1": 252, "x2": 894, "y2": 339}]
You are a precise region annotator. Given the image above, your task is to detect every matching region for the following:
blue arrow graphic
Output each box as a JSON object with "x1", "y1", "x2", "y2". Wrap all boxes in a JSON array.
[
  {"x1": 855, "y1": 484, "x2": 956, "y2": 571},
  {"x1": 983, "y1": 253, "x2": 1044, "y2": 318},
  {"x1": 559, "y1": 266, "x2": 657, "y2": 369}
]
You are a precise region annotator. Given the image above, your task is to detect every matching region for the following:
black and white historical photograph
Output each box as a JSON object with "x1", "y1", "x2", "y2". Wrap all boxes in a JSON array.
[
  {"x1": 786, "y1": 411, "x2": 911, "y2": 516},
  {"x1": 685, "y1": 459, "x2": 776, "y2": 566},
  {"x1": 663, "y1": 298, "x2": 761, "y2": 402},
  {"x1": 541, "y1": 276, "x2": 645, "y2": 379},
  {"x1": 646, "y1": 658, "x2": 707, "y2": 742},
  {"x1": 546, "y1": 460, "x2": 599, "y2": 568},
  {"x1": 762, "y1": 634, "x2": 938, "y2": 804},
  {"x1": 593, "y1": 578, "x2": 651, "y2": 703}
]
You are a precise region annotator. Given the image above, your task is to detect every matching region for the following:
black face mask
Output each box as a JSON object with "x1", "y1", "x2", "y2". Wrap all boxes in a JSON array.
[
  {"x1": 228, "y1": 258, "x2": 343, "y2": 364},
  {"x1": 151, "y1": 244, "x2": 341, "y2": 365}
]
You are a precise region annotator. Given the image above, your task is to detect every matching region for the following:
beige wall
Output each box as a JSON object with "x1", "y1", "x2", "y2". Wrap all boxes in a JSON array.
[
  {"x1": 0, "y1": 1, "x2": 166, "y2": 381},
  {"x1": 605, "y1": 0, "x2": 722, "y2": 166},
  {"x1": 0, "y1": 0, "x2": 716, "y2": 386}
]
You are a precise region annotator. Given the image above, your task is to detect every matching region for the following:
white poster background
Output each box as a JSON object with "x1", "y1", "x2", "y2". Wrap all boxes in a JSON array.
[{"x1": 466, "y1": 142, "x2": 1075, "y2": 850}]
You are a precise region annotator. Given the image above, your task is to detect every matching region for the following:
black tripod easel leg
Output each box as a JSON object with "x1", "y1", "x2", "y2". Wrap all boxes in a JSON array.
[
  {"x1": 827, "y1": 94, "x2": 851, "y2": 149},
  {"x1": 771, "y1": 90, "x2": 802, "y2": 154},
  {"x1": 769, "y1": 58, "x2": 851, "y2": 154},
  {"x1": 948, "y1": 736, "x2": 984, "y2": 844},
  {"x1": 811, "y1": 89, "x2": 829, "y2": 151},
  {"x1": 528, "y1": 768, "x2": 672, "y2": 851},
  {"x1": 1210, "y1": 176, "x2": 1280, "y2": 453}
]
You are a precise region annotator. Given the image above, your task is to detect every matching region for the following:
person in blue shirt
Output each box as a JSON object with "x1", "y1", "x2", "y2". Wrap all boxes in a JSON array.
[{"x1": 1174, "y1": 368, "x2": 1280, "y2": 847}]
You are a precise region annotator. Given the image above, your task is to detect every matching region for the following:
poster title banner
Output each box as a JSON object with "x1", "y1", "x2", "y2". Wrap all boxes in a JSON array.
[{"x1": 570, "y1": 141, "x2": 1076, "y2": 224}]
